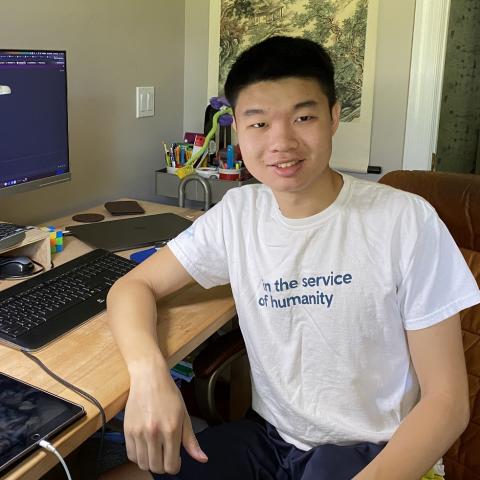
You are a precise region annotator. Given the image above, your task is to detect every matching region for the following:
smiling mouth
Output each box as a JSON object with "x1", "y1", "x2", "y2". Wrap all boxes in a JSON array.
[{"x1": 274, "y1": 159, "x2": 302, "y2": 168}]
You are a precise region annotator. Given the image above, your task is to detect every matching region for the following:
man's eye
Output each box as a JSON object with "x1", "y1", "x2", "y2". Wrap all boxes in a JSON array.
[
  {"x1": 295, "y1": 116, "x2": 313, "y2": 123},
  {"x1": 251, "y1": 122, "x2": 266, "y2": 128}
]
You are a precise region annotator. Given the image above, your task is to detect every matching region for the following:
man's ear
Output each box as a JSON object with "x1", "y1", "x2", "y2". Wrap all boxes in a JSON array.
[
  {"x1": 232, "y1": 116, "x2": 237, "y2": 132},
  {"x1": 331, "y1": 102, "x2": 341, "y2": 135}
]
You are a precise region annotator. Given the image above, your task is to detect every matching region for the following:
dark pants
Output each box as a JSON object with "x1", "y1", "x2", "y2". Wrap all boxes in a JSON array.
[{"x1": 152, "y1": 411, "x2": 385, "y2": 480}]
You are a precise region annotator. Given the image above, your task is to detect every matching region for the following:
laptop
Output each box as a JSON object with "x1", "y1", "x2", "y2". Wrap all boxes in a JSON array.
[
  {"x1": 68, "y1": 213, "x2": 193, "y2": 252},
  {"x1": 0, "y1": 372, "x2": 85, "y2": 474}
]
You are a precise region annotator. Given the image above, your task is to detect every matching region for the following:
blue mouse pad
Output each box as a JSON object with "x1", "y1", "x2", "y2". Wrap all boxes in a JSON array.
[{"x1": 130, "y1": 247, "x2": 158, "y2": 263}]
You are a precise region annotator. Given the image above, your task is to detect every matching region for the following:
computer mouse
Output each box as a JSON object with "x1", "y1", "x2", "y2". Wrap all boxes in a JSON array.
[{"x1": 0, "y1": 256, "x2": 35, "y2": 277}]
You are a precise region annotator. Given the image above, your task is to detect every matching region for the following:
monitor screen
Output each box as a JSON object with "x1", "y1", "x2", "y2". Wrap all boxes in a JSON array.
[{"x1": 0, "y1": 49, "x2": 70, "y2": 196}]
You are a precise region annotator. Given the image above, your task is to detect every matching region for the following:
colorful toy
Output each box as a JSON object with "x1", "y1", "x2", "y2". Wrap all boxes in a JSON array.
[{"x1": 42, "y1": 226, "x2": 63, "y2": 254}]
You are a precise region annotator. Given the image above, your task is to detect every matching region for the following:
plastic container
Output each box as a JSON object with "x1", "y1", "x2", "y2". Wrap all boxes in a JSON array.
[
  {"x1": 219, "y1": 168, "x2": 241, "y2": 181},
  {"x1": 196, "y1": 167, "x2": 219, "y2": 179}
]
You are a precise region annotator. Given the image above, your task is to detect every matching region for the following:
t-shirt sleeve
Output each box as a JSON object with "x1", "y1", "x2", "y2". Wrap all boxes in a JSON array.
[
  {"x1": 398, "y1": 213, "x2": 480, "y2": 330},
  {"x1": 167, "y1": 201, "x2": 230, "y2": 289}
]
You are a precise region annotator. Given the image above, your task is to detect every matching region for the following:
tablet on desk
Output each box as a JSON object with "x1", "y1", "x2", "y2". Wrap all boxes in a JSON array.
[
  {"x1": 68, "y1": 213, "x2": 193, "y2": 252},
  {"x1": 0, "y1": 372, "x2": 85, "y2": 475}
]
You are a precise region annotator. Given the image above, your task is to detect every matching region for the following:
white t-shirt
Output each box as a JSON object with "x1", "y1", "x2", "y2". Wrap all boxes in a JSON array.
[{"x1": 168, "y1": 173, "x2": 480, "y2": 450}]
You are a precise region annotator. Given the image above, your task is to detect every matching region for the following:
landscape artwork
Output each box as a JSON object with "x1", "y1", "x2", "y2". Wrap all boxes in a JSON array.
[{"x1": 218, "y1": 0, "x2": 370, "y2": 122}]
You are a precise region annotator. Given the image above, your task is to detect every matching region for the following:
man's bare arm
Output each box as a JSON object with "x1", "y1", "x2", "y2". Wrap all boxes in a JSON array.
[
  {"x1": 107, "y1": 245, "x2": 193, "y2": 370},
  {"x1": 107, "y1": 246, "x2": 207, "y2": 475},
  {"x1": 354, "y1": 314, "x2": 469, "y2": 480}
]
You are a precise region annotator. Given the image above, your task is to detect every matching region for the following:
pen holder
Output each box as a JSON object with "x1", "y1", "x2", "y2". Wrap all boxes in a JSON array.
[
  {"x1": 219, "y1": 168, "x2": 243, "y2": 181},
  {"x1": 167, "y1": 166, "x2": 180, "y2": 175}
]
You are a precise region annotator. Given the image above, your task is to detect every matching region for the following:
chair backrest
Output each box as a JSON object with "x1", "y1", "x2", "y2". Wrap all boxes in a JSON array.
[{"x1": 379, "y1": 170, "x2": 480, "y2": 480}]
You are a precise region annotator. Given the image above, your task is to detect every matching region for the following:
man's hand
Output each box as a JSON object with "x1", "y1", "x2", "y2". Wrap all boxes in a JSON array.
[{"x1": 124, "y1": 366, "x2": 208, "y2": 475}]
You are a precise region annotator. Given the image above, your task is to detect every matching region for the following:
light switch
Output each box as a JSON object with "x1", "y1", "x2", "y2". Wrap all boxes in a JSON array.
[{"x1": 136, "y1": 86, "x2": 154, "y2": 118}]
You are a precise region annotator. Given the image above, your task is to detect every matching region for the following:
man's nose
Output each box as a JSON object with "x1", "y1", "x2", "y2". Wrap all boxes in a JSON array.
[{"x1": 269, "y1": 121, "x2": 298, "y2": 152}]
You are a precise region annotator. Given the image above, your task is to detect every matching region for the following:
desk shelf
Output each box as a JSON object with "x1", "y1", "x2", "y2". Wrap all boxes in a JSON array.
[{"x1": 155, "y1": 169, "x2": 257, "y2": 204}]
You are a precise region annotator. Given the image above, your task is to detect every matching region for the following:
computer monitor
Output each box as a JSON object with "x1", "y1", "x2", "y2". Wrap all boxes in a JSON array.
[{"x1": 0, "y1": 49, "x2": 70, "y2": 196}]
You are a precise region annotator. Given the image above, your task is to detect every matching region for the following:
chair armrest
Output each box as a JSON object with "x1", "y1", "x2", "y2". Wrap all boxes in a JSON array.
[
  {"x1": 193, "y1": 328, "x2": 245, "y2": 378},
  {"x1": 192, "y1": 328, "x2": 248, "y2": 424}
]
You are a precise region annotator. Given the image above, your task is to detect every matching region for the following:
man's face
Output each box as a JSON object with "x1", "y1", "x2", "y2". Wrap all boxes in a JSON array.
[{"x1": 233, "y1": 77, "x2": 340, "y2": 198}]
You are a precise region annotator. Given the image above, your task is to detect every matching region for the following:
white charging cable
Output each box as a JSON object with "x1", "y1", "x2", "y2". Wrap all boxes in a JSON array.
[{"x1": 39, "y1": 439, "x2": 73, "y2": 480}]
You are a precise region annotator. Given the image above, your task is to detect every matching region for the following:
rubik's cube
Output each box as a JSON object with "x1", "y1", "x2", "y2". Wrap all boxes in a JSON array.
[{"x1": 43, "y1": 226, "x2": 63, "y2": 254}]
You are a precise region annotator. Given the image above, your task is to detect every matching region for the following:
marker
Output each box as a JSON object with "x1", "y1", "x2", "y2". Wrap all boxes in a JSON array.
[
  {"x1": 163, "y1": 141, "x2": 170, "y2": 166},
  {"x1": 226, "y1": 144, "x2": 234, "y2": 169},
  {"x1": 180, "y1": 145, "x2": 185, "y2": 165}
]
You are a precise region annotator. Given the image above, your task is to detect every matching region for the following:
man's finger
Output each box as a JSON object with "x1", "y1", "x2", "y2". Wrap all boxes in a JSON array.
[
  {"x1": 125, "y1": 434, "x2": 137, "y2": 464},
  {"x1": 147, "y1": 442, "x2": 165, "y2": 474},
  {"x1": 181, "y1": 414, "x2": 208, "y2": 463},
  {"x1": 161, "y1": 425, "x2": 182, "y2": 474},
  {"x1": 135, "y1": 437, "x2": 152, "y2": 471}
]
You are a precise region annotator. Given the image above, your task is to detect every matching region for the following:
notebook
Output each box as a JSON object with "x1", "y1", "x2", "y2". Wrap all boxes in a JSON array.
[
  {"x1": 68, "y1": 213, "x2": 193, "y2": 252},
  {"x1": 0, "y1": 372, "x2": 85, "y2": 474},
  {"x1": 104, "y1": 200, "x2": 145, "y2": 216}
]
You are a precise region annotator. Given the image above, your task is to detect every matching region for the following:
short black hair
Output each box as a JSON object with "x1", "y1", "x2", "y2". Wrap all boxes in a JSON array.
[{"x1": 224, "y1": 36, "x2": 337, "y2": 111}]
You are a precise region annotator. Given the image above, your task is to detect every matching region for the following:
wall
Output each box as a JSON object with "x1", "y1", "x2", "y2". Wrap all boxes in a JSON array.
[
  {"x1": 368, "y1": 0, "x2": 415, "y2": 178},
  {"x1": 0, "y1": 0, "x2": 185, "y2": 225},
  {"x1": 436, "y1": 0, "x2": 480, "y2": 173},
  {"x1": 183, "y1": 0, "x2": 416, "y2": 180},
  {"x1": 184, "y1": 0, "x2": 210, "y2": 134}
]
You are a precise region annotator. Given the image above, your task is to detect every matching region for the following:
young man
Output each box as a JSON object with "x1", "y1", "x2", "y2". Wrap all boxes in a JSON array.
[{"x1": 103, "y1": 36, "x2": 480, "y2": 480}]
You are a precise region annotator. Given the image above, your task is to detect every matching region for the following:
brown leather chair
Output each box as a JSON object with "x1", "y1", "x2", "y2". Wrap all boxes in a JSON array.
[
  {"x1": 193, "y1": 170, "x2": 480, "y2": 479},
  {"x1": 379, "y1": 170, "x2": 480, "y2": 480}
]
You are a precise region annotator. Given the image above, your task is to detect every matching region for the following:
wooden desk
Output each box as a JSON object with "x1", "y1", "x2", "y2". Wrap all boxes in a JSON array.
[{"x1": 0, "y1": 200, "x2": 236, "y2": 480}]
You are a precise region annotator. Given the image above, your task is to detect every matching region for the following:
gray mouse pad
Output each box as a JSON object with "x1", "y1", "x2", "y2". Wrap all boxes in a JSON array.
[{"x1": 67, "y1": 213, "x2": 192, "y2": 252}]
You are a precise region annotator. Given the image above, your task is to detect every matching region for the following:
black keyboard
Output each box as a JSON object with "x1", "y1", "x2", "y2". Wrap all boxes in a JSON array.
[
  {"x1": 0, "y1": 249, "x2": 137, "y2": 351},
  {"x1": 0, "y1": 222, "x2": 28, "y2": 250}
]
